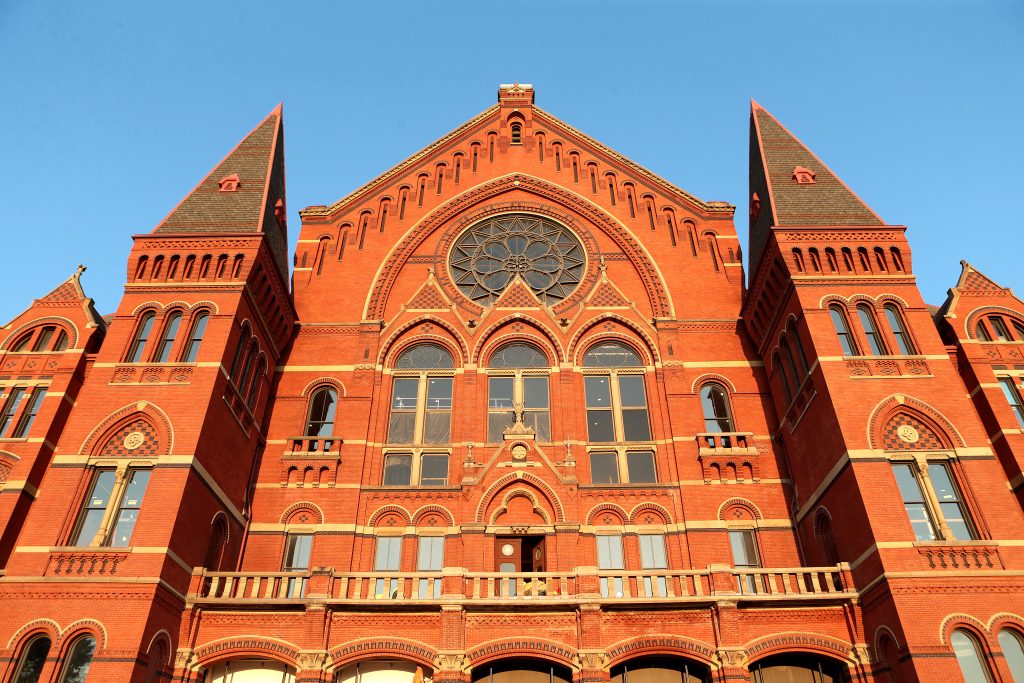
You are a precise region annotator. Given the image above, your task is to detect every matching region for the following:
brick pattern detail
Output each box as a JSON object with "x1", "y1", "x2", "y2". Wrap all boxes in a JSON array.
[
  {"x1": 882, "y1": 413, "x2": 944, "y2": 450},
  {"x1": 589, "y1": 282, "x2": 629, "y2": 307},
  {"x1": 98, "y1": 419, "x2": 160, "y2": 457},
  {"x1": 41, "y1": 280, "x2": 79, "y2": 303},
  {"x1": 493, "y1": 280, "x2": 539, "y2": 308},
  {"x1": 963, "y1": 270, "x2": 1001, "y2": 291},
  {"x1": 407, "y1": 283, "x2": 448, "y2": 310}
]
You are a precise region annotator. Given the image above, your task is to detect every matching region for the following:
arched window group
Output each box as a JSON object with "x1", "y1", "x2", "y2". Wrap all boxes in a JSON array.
[
  {"x1": 828, "y1": 302, "x2": 917, "y2": 357},
  {"x1": 124, "y1": 308, "x2": 209, "y2": 364},
  {"x1": 228, "y1": 322, "x2": 267, "y2": 410},
  {"x1": 771, "y1": 321, "x2": 810, "y2": 406},
  {"x1": 11, "y1": 633, "x2": 97, "y2": 683},
  {"x1": 975, "y1": 312, "x2": 1024, "y2": 342},
  {"x1": 487, "y1": 342, "x2": 550, "y2": 442},
  {"x1": 9, "y1": 324, "x2": 70, "y2": 353}
]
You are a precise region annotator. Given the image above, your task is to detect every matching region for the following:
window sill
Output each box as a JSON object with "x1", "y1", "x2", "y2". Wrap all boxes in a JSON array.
[
  {"x1": 913, "y1": 541, "x2": 1002, "y2": 570},
  {"x1": 579, "y1": 482, "x2": 674, "y2": 489},
  {"x1": 363, "y1": 485, "x2": 461, "y2": 492}
]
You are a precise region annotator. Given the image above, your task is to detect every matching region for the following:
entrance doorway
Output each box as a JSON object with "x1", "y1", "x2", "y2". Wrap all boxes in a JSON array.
[{"x1": 494, "y1": 535, "x2": 546, "y2": 596}]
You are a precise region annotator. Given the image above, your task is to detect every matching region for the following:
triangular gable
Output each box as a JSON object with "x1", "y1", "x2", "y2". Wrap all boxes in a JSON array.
[
  {"x1": 492, "y1": 276, "x2": 544, "y2": 309},
  {"x1": 956, "y1": 261, "x2": 1006, "y2": 293},
  {"x1": 154, "y1": 105, "x2": 288, "y2": 277},
  {"x1": 38, "y1": 265, "x2": 87, "y2": 305},
  {"x1": 585, "y1": 276, "x2": 631, "y2": 309},
  {"x1": 405, "y1": 274, "x2": 451, "y2": 311}
]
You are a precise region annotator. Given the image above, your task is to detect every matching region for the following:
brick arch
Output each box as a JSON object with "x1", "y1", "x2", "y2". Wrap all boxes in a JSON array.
[
  {"x1": 872, "y1": 625, "x2": 901, "y2": 660},
  {"x1": 743, "y1": 632, "x2": 855, "y2": 666},
  {"x1": 378, "y1": 315, "x2": 468, "y2": 366},
  {"x1": 586, "y1": 503, "x2": 628, "y2": 526},
  {"x1": 867, "y1": 395, "x2": 965, "y2": 450},
  {"x1": 1, "y1": 316, "x2": 80, "y2": 350},
  {"x1": 61, "y1": 619, "x2": 108, "y2": 649},
  {"x1": 489, "y1": 488, "x2": 552, "y2": 525},
  {"x1": 465, "y1": 637, "x2": 576, "y2": 670},
  {"x1": 280, "y1": 501, "x2": 324, "y2": 526},
  {"x1": 569, "y1": 315, "x2": 659, "y2": 366},
  {"x1": 192, "y1": 636, "x2": 300, "y2": 669},
  {"x1": 629, "y1": 502, "x2": 673, "y2": 526},
  {"x1": 146, "y1": 629, "x2": 174, "y2": 667},
  {"x1": 718, "y1": 498, "x2": 762, "y2": 521},
  {"x1": 939, "y1": 613, "x2": 990, "y2": 645},
  {"x1": 7, "y1": 618, "x2": 60, "y2": 649},
  {"x1": 874, "y1": 293, "x2": 912, "y2": 308},
  {"x1": 473, "y1": 315, "x2": 564, "y2": 364},
  {"x1": 327, "y1": 638, "x2": 438, "y2": 671},
  {"x1": 188, "y1": 300, "x2": 219, "y2": 313},
  {"x1": 79, "y1": 401, "x2": 174, "y2": 457},
  {"x1": 988, "y1": 612, "x2": 1024, "y2": 637},
  {"x1": 364, "y1": 174, "x2": 673, "y2": 320},
  {"x1": 412, "y1": 505, "x2": 455, "y2": 527},
  {"x1": 690, "y1": 373, "x2": 737, "y2": 395},
  {"x1": 605, "y1": 635, "x2": 717, "y2": 668},
  {"x1": 368, "y1": 504, "x2": 413, "y2": 527},
  {"x1": 476, "y1": 472, "x2": 565, "y2": 523},
  {"x1": 966, "y1": 305, "x2": 1024, "y2": 339},
  {"x1": 300, "y1": 377, "x2": 346, "y2": 398},
  {"x1": 0, "y1": 450, "x2": 20, "y2": 485}
]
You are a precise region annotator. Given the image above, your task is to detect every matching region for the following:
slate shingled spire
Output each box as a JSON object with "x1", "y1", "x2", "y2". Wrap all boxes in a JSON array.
[
  {"x1": 153, "y1": 105, "x2": 288, "y2": 277},
  {"x1": 748, "y1": 100, "x2": 883, "y2": 270}
]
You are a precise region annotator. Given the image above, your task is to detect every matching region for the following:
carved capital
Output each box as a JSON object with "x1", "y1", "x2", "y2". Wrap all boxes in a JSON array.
[{"x1": 572, "y1": 651, "x2": 610, "y2": 672}]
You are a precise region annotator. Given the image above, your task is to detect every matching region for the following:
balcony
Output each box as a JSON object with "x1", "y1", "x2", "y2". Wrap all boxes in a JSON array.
[{"x1": 186, "y1": 565, "x2": 854, "y2": 608}]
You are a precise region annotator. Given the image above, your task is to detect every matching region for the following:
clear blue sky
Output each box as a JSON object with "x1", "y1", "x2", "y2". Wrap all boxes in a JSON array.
[{"x1": 1, "y1": 1, "x2": 1021, "y2": 324}]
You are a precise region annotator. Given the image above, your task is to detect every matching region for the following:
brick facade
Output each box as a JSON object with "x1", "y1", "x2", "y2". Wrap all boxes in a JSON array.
[{"x1": 0, "y1": 85, "x2": 1022, "y2": 682}]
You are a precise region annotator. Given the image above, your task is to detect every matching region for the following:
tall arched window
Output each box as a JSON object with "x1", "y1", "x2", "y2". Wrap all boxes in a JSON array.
[
  {"x1": 857, "y1": 304, "x2": 888, "y2": 355},
  {"x1": 181, "y1": 311, "x2": 209, "y2": 362},
  {"x1": 153, "y1": 311, "x2": 182, "y2": 362},
  {"x1": 999, "y1": 629, "x2": 1024, "y2": 681},
  {"x1": 772, "y1": 352, "x2": 792, "y2": 404},
  {"x1": 305, "y1": 387, "x2": 338, "y2": 436},
  {"x1": 582, "y1": 342, "x2": 650, "y2": 442},
  {"x1": 229, "y1": 324, "x2": 252, "y2": 381},
  {"x1": 829, "y1": 306, "x2": 858, "y2": 356},
  {"x1": 245, "y1": 356, "x2": 266, "y2": 409},
  {"x1": 951, "y1": 629, "x2": 993, "y2": 683},
  {"x1": 883, "y1": 305, "x2": 916, "y2": 355},
  {"x1": 813, "y1": 511, "x2": 840, "y2": 565},
  {"x1": 387, "y1": 344, "x2": 454, "y2": 444},
  {"x1": 975, "y1": 320, "x2": 992, "y2": 342},
  {"x1": 12, "y1": 635, "x2": 51, "y2": 683},
  {"x1": 700, "y1": 383, "x2": 735, "y2": 441},
  {"x1": 510, "y1": 122, "x2": 522, "y2": 144},
  {"x1": 487, "y1": 342, "x2": 550, "y2": 442},
  {"x1": 57, "y1": 635, "x2": 97, "y2": 683},
  {"x1": 125, "y1": 311, "x2": 157, "y2": 363}
]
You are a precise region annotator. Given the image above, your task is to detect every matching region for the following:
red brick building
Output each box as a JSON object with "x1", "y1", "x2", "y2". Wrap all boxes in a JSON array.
[{"x1": 0, "y1": 84, "x2": 1023, "y2": 683}]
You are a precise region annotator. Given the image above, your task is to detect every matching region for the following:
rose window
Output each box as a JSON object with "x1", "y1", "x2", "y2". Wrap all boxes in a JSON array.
[{"x1": 448, "y1": 214, "x2": 585, "y2": 306}]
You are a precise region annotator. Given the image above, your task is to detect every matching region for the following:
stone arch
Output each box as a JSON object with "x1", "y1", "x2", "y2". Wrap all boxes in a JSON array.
[
  {"x1": 605, "y1": 635, "x2": 717, "y2": 669},
  {"x1": 867, "y1": 395, "x2": 966, "y2": 450},
  {"x1": 146, "y1": 629, "x2": 174, "y2": 667},
  {"x1": 939, "y1": 613, "x2": 989, "y2": 645},
  {"x1": 188, "y1": 300, "x2": 219, "y2": 314},
  {"x1": 690, "y1": 373, "x2": 737, "y2": 395},
  {"x1": 629, "y1": 502, "x2": 673, "y2": 526},
  {"x1": 489, "y1": 488, "x2": 552, "y2": 525},
  {"x1": 368, "y1": 504, "x2": 413, "y2": 527},
  {"x1": 569, "y1": 315, "x2": 659, "y2": 366},
  {"x1": 1, "y1": 316, "x2": 80, "y2": 351},
  {"x1": 874, "y1": 293, "x2": 912, "y2": 308},
  {"x1": 473, "y1": 315, "x2": 564, "y2": 364},
  {"x1": 718, "y1": 498, "x2": 762, "y2": 522},
  {"x1": 966, "y1": 305, "x2": 1024, "y2": 339},
  {"x1": 743, "y1": 632, "x2": 855, "y2": 667},
  {"x1": 412, "y1": 505, "x2": 455, "y2": 527},
  {"x1": 192, "y1": 636, "x2": 300, "y2": 669},
  {"x1": 300, "y1": 377, "x2": 346, "y2": 398},
  {"x1": 61, "y1": 619, "x2": 108, "y2": 650},
  {"x1": 364, "y1": 174, "x2": 674, "y2": 320},
  {"x1": 327, "y1": 638, "x2": 438, "y2": 671},
  {"x1": 465, "y1": 638, "x2": 576, "y2": 670},
  {"x1": 281, "y1": 501, "x2": 325, "y2": 526},
  {"x1": 130, "y1": 300, "x2": 165, "y2": 316},
  {"x1": 378, "y1": 315, "x2": 468, "y2": 366},
  {"x1": 476, "y1": 472, "x2": 565, "y2": 523},
  {"x1": 79, "y1": 401, "x2": 174, "y2": 457},
  {"x1": 586, "y1": 503, "x2": 628, "y2": 526},
  {"x1": 7, "y1": 618, "x2": 60, "y2": 649}
]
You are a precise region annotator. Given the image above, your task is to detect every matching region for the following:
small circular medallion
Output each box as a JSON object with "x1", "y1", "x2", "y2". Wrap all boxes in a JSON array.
[
  {"x1": 511, "y1": 444, "x2": 528, "y2": 461},
  {"x1": 501, "y1": 543, "x2": 515, "y2": 557},
  {"x1": 896, "y1": 425, "x2": 920, "y2": 444},
  {"x1": 123, "y1": 431, "x2": 145, "y2": 450}
]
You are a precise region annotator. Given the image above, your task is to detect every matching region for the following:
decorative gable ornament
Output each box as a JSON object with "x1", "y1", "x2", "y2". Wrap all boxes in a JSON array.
[
  {"x1": 217, "y1": 173, "x2": 241, "y2": 192},
  {"x1": 749, "y1": 192, "x2": 762, "y2": 221},
  {"x1": 792, "y1": 166, "x2": 816, "y2": 184}
]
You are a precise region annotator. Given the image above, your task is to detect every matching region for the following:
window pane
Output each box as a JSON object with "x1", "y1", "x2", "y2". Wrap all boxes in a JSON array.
[
  {"x1": 583, "y1": 342, "x2": 641, "y2": 367},
  {"x1": 391, "y1": 378, "x2": 419, "y2": 410},
  {"x1": 893, "y1": 464, "x2": 926, "y2": 502},
  {"x1": 590, "y1": 452, "x2": 620, "y2": 484},
  {"x1": 639, "y1": 534, "x2": 667, "y2": 569},
  {"x1": 626, "y1": 451, "x2": 657, "y2": 483},
  {"x1": 283, "y1": 534, "x2": 312, "y2": 570},
  {"x1": 108, "y1": 470, "x2": 151, "y2": 547},
  {"x1": 830, "y1": 307, "x2": 857, "y2": 355},
  {"x1": 489, "y1": 343, "x2": 547, "y2": 368},
  {"x1": 617, "y1": 375, "x2": 647, "y2": 407},
  {"x1": 383, "y1": 455, "x2": 412, "y2": 485},
  {"x1": 374, "y1": 536, "x2": 402, "y2": 570},
  {"x1": 489, "y1": 377, "x2": 514, "y2": 409},
  {"x1": 182, "y1": 313, "x2": 208, "y2": 362},
  {"x1": 584, "y1": 376, "x2": 611, "y2": 407},
  {"x1": 14, "y1": 636, "x2": 50, "y2": 683},
  {"x1": 387, "y1": 413, "x2": 415, "y2": 444},
  {"x1": 991, "y1": 317, "x2": 1010, "y2": 341},
  {"x1": 58, "y1": 636, "x2": 96, "y2": 683},
  {"x1": 597, "y1": 535, "x2": 624, "y2": 569},
  {"x1": 154, "y1": 313, "x2": 182, "y2": 362},
  {"x1": 951, "y1": 630, "x2": 992, "y2": 683},
  {"x1": 525, "y1": 411, "x2": 550, "y2": 442},
  {"x1": 396, "y1": 344, "x2": 454, "y2": 369},
  {"x1": 885, "y1": 306, "x2": 915, "y2": 355},
  {"x1": 941, "y1": 502, "x2": 973, "y2": 541},
  {"x1": 999, "y1": 630, "x2": 1024, "y2": 681},
  {"x1": 701, "y1": 384, "x2": 734, "y2": 432},
  {"x1": 622, "y1": 409, "x2": 651, "y2": 442},
  {"x1": 423, "y1": 411, "x2": 450, "y2": 444},
  {"x1": 488, "y1": 411, "x2": 514, "y2": 442},
  {"x1": 524, "y1": 376, "x2": 549, "y2": 408},
  {"x1": 73, "y1": 470, "x2": 117, "y2": 545},
  {"x1": 306, "y1": 388, "x2": 337, "y2": 436},
  {"x1": 729, "y1": 530, "x2": 758, "y2": 567},
  {"x1": 999, "y1": 378, "x2": 1024, "y2": 428},
  {"x1": 858, "y1": 306, "x2": 886, "y2": 355},
  {"x1": 587, "y1": 410, "x2": 615, "y2": 443},
  {"x1": 426, "y1": 377, "x2": 452, "y2": 409},
  {"x1": 0, "y1": 388, "x2": 26, "y2": 436},
  {"x1": 905, "y1": 503, "x2": 938, "y2": 541},
  {"x1": 417, "y1": 536, "x2": 444, "y2": 571},
  {"x1": 420, "y1": 454, "x2": 448, "y2": 486}
]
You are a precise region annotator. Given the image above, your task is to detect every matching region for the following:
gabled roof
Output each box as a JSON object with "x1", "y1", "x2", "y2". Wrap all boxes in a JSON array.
[
  {"x1": 2, "y1": 265, "x2": 104, "y2": 330},
  {"x1": 153, "y1": 105, "x2": 288, "y2": 277},
  {"x1": 954, "y1": 260, "x2": 1007, "y2": 294}
]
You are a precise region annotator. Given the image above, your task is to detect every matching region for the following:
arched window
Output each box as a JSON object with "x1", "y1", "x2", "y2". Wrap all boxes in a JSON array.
[
  {"x1": 12, "y1": 635, "x2": 51, "y2": 683},
  {"x1": 857, "y1": 304, "x2": 888, "y2": 355},
  {"x1": 10, "y1": 333, "x2": 32, "y2": 352},
  {"x1": 883, "y1": 305, "x2": 916, "y2": 355},
  {"x1": 829, "y1": 306, "x2": 858, "y2": 356},
  {"x1": 53, "y1": 329, "x2": 69, "y2": 351},
  {"x1": 1012, "y1": 319, "x2": 1024, "y2": 341},
  {"x1": 780, "y1": 337, "x2": 801, "y2": 394},
  {"x1": 989, "y1": 316, "x2": 1012, "y2": 341},
  {"x1": 975, "y1": 320, "x2": 992, "y2": 341},
  {"x1": 610, "y1": 657, "x2": 707, "y2": 683},
  {"x1": 999, "y1": 629, "x2": 1024, "y2": 681},
  {"x1": 125, "y1": 311, "x2": 156, "y2": 363},
  {"x1": 749, "y1": 655, "x2": 844, "y2": 682},
  {"x1": 245, "y1": 356, "x2": 266, "y2": 408},
  {"x1": 181, "y1": 311, "x2": 209, "y2": 362},
  {"x1": 825, "y1": 248, "x2": 838, "y2": 272},
  {"x1": 951, "y1": 629, "x2": 993, "y2": 683},
  {"x1": 203, "y1": 516, "x2": 228, "y2": 572},
  {"x1": 814, "y1": 512, "x2": 840, "y2": 565},
  {"x1": 841, "y1": 247, "x2": 855, "y2": 272},
  {"x1": 788, "y1": 323, "x2": 810, "y2": 374},
  {"x1": 487, "y1": 342, "x2": 550, "y2": 442},
  {"x1": 388, "y1": 344, "x2": 454, "y2": 444},
  {"x1": 229, "y1": 324, "x2": 252, "y2": 381},
  {"x1": 305, "y1": 387, "x2": 338, "y2": 436},
  {"x1": 57, "y1": 635, "x2": 97, "y2": 683},
  {"x1": 582, "y1": 342, "x2": 650, "y2": 443},
  {"x1": 773, "y1": 352, "x2": 792, "y2": 403},
  {"x1": 700, "y1": 383, "x2": 735, "y2": 435},
  {"x1": 32, "y1": 326, "x2": 55, "y2": 351},
  {"x1": 153, "y1": 311, "x2": 182, "y2": 363},
  {"x1": 510, "y1": 122, "x2": 522, "y2": 144}
]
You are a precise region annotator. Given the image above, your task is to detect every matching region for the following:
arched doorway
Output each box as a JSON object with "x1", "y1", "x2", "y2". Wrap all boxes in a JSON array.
[
  {"x1": 204, "y1": 659, "x2": 297, "y2": 682},
  {"x1": 610, "y1": 655, "x2": 710, "y2": 683},
  {"x1": 471, "y1": 658, "x2": 573, "y2": 683},
  {"x1": 336, "y1": 660, "x2": 430, "y2": 683},
  {"x1": 749, "y1": 654, "x2": 849, "y2": 683}
]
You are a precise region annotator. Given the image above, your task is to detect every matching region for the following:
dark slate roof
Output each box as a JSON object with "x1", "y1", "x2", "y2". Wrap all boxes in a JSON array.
[{"x1": 154, "y1": 106, "x2": 288, "y2": 277}]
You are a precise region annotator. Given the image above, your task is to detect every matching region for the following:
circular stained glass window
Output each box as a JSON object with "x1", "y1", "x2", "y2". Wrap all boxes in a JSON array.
[{"x1": 448, "y1": 214, "x2": 585, "y2": 306}]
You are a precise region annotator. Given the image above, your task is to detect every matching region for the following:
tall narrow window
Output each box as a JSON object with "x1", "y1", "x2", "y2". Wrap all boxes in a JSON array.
[
  {"x1": 11, "y1": 388, "x2": 45, "y2": 438},
  {"x1": 700, "y1": 383, "x2": 735, "y2": 435},
  {"x1": 282, "y1": 533, "x2": 312, "y2": 597},
  {"x1": 417, "y1": 536, "x2": 444, "y2": 598},
  {"x1": 472, "y1": 146, "x2": 479, "y2": 172},
  {"x1": 583, "y1": 342, "x2": 650, "y2": 442},
  {"x1": 32, "y1": 327, "x2": 55, "y2": 351},
  {"x1": 884, "y1": 305, "x2": 916, "y2": 355},
  {"x1": 108, "y1": 469, "x2": 151, "y2": 547},
  {"x1": 729, "y1": 529, "x2": 760, "y2": 593},
  {"x1": 57, "y1": 635, "x2": 96, "y2": 683},
  {"x1": 927, "y1": 462, "x2": 976, "y2": 540},
  {"x1": 72, "y1": 470, "x2": 116, "y2": 546},
  {"x1": 454, "y1": 157, "x2": 461, "y2": 184},
  {"x1": 829, "y1": 306, "x2": 858, "y2": 355},
  {"x1": 436, "y1": 165, "x2": 444, "y2": 194},
  {"x1": 607, "y1": 177, "x2": 616, "y2": 205},
  {"x1": 999, "y1": 378, "x2": 1024, "y2": 428},
  {"x1": 596, "y1": 534, "x2": 624, "y2": 597},
  {"x1": 53, "y1": 330, "x2": 69, "y2": 352},
  {"x1": 589, "y1": 166, "x2": 598, "y2": 194},
  {"x1": 554, "y1": 145, "x2": 561, "y2": 171},
  {"x1": 379, "y1": 201, "x2": 389, "y2": 231},
  {"x1": 572, "y1": 156, "x2": 579, "y2": 183},
  {"x1": 892, "y1": 463, "x2": 937, "y2": 541},
  {"x1": 417, "y1": 177, "x2": 426, "y2": 207},
  {"x1": 976, "y1": 321, "x2": 992, "y2": 341},
  {"x1": 374, "y1": 536, "x2": 403, "y2": 598},
  {"x1": 72, "y1": 468, "x2": 151, "y2": 548},
  {"x1": 181, "y1": 312, "x2": 208, "y2": 362},
  {"x1": 387, "y1": 344, "x2": 454, "y2": 444},
  {"x1": 399, "y1": 188, "x2": 408, "y2": 219},
  {"x1": 125, "y1": 312, "x2": 156, "y2": 363},
  {"x1": 857, "y1": 305, "x2": 887, "y2": 355},
  {"x1": 229, "y1": 325, "x2": 251, "y2": 382},
  {"x1": 951, "y1": 630, "x2": 993, "y2": 683},
  {"x1": 486, "y1": 343, "x2": 550, "y2": 442},
  {"x1": 0, "y1": 387, "x2": 26, "y2": 436},
  {"x1": 990, "y1": 316, "x2": 1011, "y2": 341},
  {"x1": 998, "y1": 629, "x2": 1024, "y2": 681},
  {"x1": 510, "y1": 123, "x2": 522, "y2": 144},
  {"x1": 773, "y1": 353, "x2": 792, "y2": 404},
  {"x1": 154, "y1": 312, "x2": 182, "y2": 363},
  {"x1": 12, "y1": 635, "x2": 51, "y2": 683},
  {"x1": 626, "y1": 187, "x2": 636, "y2": 218},
  {"x1": 1013, "y1": 320, "x2": 1024, "y2": 341},
  {"x1": 639, "y1": 533, "x2": 668, "y2": 596},
  {"x1": 305, "y1": 387, "x2": 338, "y2": 436}
]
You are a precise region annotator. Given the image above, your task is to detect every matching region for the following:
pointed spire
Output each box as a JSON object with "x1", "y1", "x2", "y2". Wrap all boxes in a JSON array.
[
  {"x1": 748, "y1": 100, "x2": 883, "y2": 268},
  {"x1": 153, "y1": 104, "x2": 288, "y2": 277}
]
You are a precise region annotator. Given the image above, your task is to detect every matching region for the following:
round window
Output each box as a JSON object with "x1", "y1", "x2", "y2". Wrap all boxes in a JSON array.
[{"x1": 448, "y1": 214, "x2": 585, "y2": 306}]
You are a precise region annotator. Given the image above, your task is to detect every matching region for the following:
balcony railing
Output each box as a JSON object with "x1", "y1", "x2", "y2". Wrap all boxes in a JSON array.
[
  {"x1": 187, "y1": 565, "x2": 854, "y2": 607},
  {"x1": 696, "y1": 432, "x2": 752, "y2": 451},
  {"x1": 287, "y1": 437, "x2": 341, "y2": 455}
]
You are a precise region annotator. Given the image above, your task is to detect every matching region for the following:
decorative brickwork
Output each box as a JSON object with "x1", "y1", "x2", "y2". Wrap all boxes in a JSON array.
[
  {"x1": 881, "y1": 412, "x2": 945, "y2": 451},
  {"x1": 97, "y1": 418, "x2": 160, "y2": 457}
]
